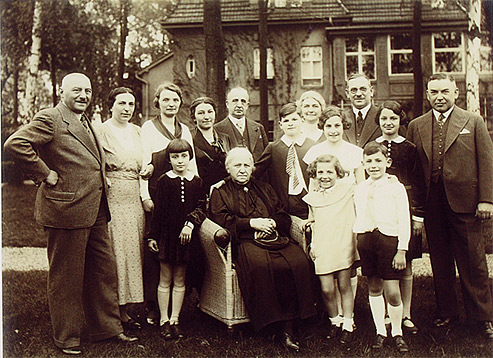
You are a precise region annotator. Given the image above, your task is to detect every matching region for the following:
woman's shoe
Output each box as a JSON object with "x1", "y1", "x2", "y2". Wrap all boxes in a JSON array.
[
  {"x1": 122, "y1": 318, "x2": 142, "y2": 331},
  {"x1": 402, "y1": 317, "x2": 418, "y2": 335},
  {"x1": 160, "y1": 322, "x2": 173, "y2": 340},
  {"x1": 280, "y1": 332, "x2": 300, "y2": 352},
  {"x1": 171, "y1": 323, "x2": 185, "y2": 339},
  {"x1": 60, "y1": 347, "x2": 82, "y2": 355}
]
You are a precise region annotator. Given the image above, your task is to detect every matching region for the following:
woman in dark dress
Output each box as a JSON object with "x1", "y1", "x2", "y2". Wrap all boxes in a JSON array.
[
  {"x1": 190, "y1": 97, "x2": 231, "y2": 194},
  {"x1": 209, "y1": 147, "x2": 316, "y2": 352}
]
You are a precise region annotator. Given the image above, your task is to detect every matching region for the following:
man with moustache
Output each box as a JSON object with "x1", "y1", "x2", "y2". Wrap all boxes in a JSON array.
[
  {"x1": 407, "y1": 73, "x2": 493, "y2": 338},
  {"x1": 215, "y1": 86, "x2": 268, "y2": 161},
  {"x1": 5, "y1": 73, "x2": 137, "y2": 355}
]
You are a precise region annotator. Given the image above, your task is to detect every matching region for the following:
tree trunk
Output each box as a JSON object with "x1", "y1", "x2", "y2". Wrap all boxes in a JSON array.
[
  {"x1": 118, "y1": 0, "x2": 129, "y2": 86},
  {"x1": 412, "y1": 0, "x2": 423, "y2": 118},
  {"x1": 25, "y1": 0, "x2": 42, "y2": 123},
  {"x1": 50, "y1": 53, "x2": 57, "y2": 107},
  {"x1": 203, "y1": 0, "x2": 226, "y2": 120},
  {"x1": 258, "y1": 0, "x2": 269, "y2": 138},
  {"x1": 466, "y1": 0, "x2": 481, "y2": 114},
  {"x1": 13, "y1": 68, "x2": 19, "y2": 125}
]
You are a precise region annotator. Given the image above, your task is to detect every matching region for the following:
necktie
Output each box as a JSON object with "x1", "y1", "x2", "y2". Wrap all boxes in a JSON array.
[
  {"x1": 236, "y1": 120, "x2": 244, "y2": 134},
  {"x1": 437, "y1": 113, "x2": 445, "y2": 129},
  {"x1": 286, "y1": 144, "x2": 300, "y2": 189},
  {"x1": 356, "y1": 111, "x2": 364, "y2": 132}
]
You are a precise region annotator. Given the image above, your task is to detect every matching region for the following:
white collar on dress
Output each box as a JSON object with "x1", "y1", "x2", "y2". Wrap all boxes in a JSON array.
[
  {"x1": 166, "y1": 169, "x2": 195, "y2": 181},
  {"x1": 375, "y1": 135, "x2": 405, "y2": 144}
]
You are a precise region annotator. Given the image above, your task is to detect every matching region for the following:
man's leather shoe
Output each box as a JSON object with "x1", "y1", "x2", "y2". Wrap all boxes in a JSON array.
[
  {"x1": 481, "y1": 321, "x2": 493, "y2": 339},
  {"x1": 171, "y1": 323, "x2": 185, "y2": 339},
  {"x1": 371, "y1": 334, "x2": 385, "y2": 349},
  {"x1": 280, "y1": 332, "x2": 300, "y2": 352},
  {"x1": 394, "y1": 335, "x2": 409, "y2": 353},
  {"x1": 61, "y1": 347, "x2": 82, "y2": 355},
  {"x1": 433, "y1": 317, "x2": 456, "y2": 328},
  {"x1": 339, "y1": 329, "x2": 353, "y2": 345},
  {"x1": 112, "y1": 332, "x2": 138, "y2": 343},
  {"x1": 160, "y1": 322, "x2": 173, "y2": 340}
]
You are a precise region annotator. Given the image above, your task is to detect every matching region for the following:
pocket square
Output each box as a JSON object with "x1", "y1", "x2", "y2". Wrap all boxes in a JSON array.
[{"x1": 459, "y1": 128, "x2": 471, "y2": 134}]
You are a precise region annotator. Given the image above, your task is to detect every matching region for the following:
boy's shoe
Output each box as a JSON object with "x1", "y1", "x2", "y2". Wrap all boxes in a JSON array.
[
  {"x1": 481, "y1": 321, "x2": 493, "y2": 339},
  {"x1": 160, "y1": 322, "x2": 173, "y2": 340},
  {"x1": 371, "y1": 334, "x2": 385, "y2": 349},
  {"x1": 402, "y1": 317, "x2": 418, "y2": 335},
  {"x1": 61, "y1": 347, "x2": 82, "y2": 355},
  {"x1": 171, "y1": 323, "x2": 185, "y2": 339},
  {"x1": 339, "y1": 330, "x2": 353, "y2": 345},
  {"x1": 326, "y1": 324, "x2": 340, "y2": 340},
  {"x1": 394, "y1": 335, "x2": 409, "y2": 353}
]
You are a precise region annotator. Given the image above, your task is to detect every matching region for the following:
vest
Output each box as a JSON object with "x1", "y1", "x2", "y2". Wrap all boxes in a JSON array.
[
  {"x1": 231, "y1": 122, "x2": 251, "y2": 150},
  {"x1": 431, "y1": 116, "x2": 450, "y2": 183}
]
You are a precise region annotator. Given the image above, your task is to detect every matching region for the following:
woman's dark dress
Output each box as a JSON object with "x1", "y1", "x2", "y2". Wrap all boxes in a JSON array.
[
  {"x1": 377, "y1": 137, "x2": 422, "y2": 259},
  {"x1": 209, "y1": 178, "x2": 316, "y2": 332},
  {"x1": 193, "y1": 129, "x2": 231, "y2": 193},
  {"x1": 147, "y1": 171, "x2": 206, "y2": 264}
]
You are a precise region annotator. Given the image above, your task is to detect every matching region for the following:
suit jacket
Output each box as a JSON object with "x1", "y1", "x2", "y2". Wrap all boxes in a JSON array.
[
  {"x1": 215, "y1": 116, "x2": 268, "y2": 161},
  {"x1": 343, "y1": 105, "x2": 381, "y2": 147},
  {"x1": 407, "y1": 106, "x2": 493, "y2": 213},
  {"x1": 4, "y1": 102, "x2": 109, "y2": 229}
]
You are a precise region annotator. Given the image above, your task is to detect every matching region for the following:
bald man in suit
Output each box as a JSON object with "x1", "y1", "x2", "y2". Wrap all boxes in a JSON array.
[{"x1": 4, "y1": 73, "x2": 137, "y2": 354}]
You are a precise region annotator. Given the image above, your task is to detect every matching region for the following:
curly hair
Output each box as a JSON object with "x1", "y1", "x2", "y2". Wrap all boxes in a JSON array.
[
  {"x1": 306, "y1": 154, "x2": 347, "y2": 179},
  {"x1": 375, "y1": 100, "x2": 408, "y2": 127},
  {"x1": 317, "y1": 105, "x2": 352, "y2": 130}
]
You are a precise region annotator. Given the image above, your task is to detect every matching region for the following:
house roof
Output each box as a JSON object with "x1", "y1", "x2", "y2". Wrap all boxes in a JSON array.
[
  {"x1": 137, "y1": 51, "x2": 174, "y2": 76},
  {"x1": 161, "y1": 0, "x2": 467, "y2": 28}
]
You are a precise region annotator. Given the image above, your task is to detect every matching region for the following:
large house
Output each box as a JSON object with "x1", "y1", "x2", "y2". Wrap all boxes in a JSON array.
[{"x1": 139, "y1": 0, "x2": 492, "y2": 139}]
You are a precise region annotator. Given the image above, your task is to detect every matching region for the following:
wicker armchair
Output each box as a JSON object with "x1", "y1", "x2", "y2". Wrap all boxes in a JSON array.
[{"x1": 198, "y1": 216, "x2": 308, "y2": 332}]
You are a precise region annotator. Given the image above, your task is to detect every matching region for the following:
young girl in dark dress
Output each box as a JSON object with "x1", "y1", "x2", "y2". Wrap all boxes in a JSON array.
[
  {"x1": 374, "y1": 101, "x2": 423, "y2": 334},
  {"x1": 147, "y1": 139, "x2": 206, "y2": 340}
]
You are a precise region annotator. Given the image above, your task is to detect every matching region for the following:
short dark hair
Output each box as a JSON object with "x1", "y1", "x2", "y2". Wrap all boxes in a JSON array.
[
  {"x1": 375, "y1": 100, "x2": 408, "y2": 126},
  {"x1": 153, "y1": 82, "x2": 183, "y2": 109},
  {"x1": 108, "y1": 87, "x2": 135, "y2": 108},
  {"x1": 190, "y1": 96, "x2": 217, "y2": 120},
  {"x1": 165, "y1": 138, "x2": 193, "y2": 162},
  {"x1": 279, "y1": 102, "x2": 298, "y2": 121},
  {"x1": 363, "y1": 141, "x2": 388, "y2": 158},
  {"x1": 306, "y1": 154, "x2": 347, "y2": 179},
  {"x1": 318, "y1": 105, "x2": 352, "y2": 130},
  {"x1": 428, "y1": 73, "x2": 456, "y2": 84}
]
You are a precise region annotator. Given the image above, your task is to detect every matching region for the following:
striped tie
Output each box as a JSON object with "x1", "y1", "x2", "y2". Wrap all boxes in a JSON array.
[
  {"x1": 437, "y1": 113, "x2": 445, "y2": 129},
  {"x1": 286, "y1": 144, "x2": 300, "y2": 189}
]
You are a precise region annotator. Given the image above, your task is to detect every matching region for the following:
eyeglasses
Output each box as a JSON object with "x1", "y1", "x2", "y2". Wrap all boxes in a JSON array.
[{"x1": 348, "y1": 87, "x2": 369, "y2": 95}]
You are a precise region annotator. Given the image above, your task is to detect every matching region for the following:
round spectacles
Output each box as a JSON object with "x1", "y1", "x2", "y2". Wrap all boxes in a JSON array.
[{"x1": 349, "y1": 87, "x2": 369, "y2": 95}]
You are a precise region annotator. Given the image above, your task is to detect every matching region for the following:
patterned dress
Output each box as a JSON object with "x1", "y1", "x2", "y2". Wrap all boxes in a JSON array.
[{"x1": 97, "y1": 120, "x2": 145, "y2": 305}]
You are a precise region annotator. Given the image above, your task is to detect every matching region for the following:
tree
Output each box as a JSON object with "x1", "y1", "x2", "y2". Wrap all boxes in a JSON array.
[
  {"x1": 464, "y1": 0, "x2": 481, "y2": 114},
  {"x1": 118, "y1": 0, "x2": 131, "y2": 86},
  {"x1": 258, "y1": 0, "x2": 269, "y2": 134},
  {"x1": 24, "y1": 0, "x2": 42, "y2": 122},
  {"x1": 203, "y1": 0, "x2": 226, "y2": 120},
  {"x1": 412, "y1": 0, "x2": 423, "y2": 118}
]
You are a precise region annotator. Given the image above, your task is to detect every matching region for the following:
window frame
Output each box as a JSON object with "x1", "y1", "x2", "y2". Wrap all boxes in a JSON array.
[
  {"x1": 300, "y1": 45, "x2": 323, "y2": 87},
  {"x1": 253, "y1": 47, "x2": 275, "y2": 80},
  {"x1": 387, "y1": 34, "x2": 413, "y2": 76},
  {"x1": 345, "y1": 37, "x2": 376, "y2": 80},
  {"x1": 432, "y1": 31, "x2": 465, "y2": 74},
  {"x1": 186, "y1": 55, "x2": 196, "y2": 79}
]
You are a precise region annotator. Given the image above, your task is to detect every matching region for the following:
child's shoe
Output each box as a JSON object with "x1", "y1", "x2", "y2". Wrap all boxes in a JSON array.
[
  {"x1": 394, "y1": 335, "x2": 409, "y2": 353},
  {"x1": 339, "y1": 330, "x2": 353, "y2": 345},
  {"x1": 326, "y1": 324, "x2": 340, "y2": 340},
  {"x1": 171, "y1": 323, "x2": 185, "y2": 339},
  {"x1": 160, "y1": 322, "x2": 173, "y2": 340},
  {"x1": 371, "y1": 334, "x2": 385, "y2": 349},
  {"x1": 402, "y1": 317, "x2": 418, "y2": 335}
]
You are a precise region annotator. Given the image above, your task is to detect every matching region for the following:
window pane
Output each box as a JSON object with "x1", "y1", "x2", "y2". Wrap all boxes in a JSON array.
[
  {"x1": 392, "y1": 53, "x2": 413, "y2": 73},
  {"x1": 302, "y1": 78, "x2": 322, "y2": 86},
  {"x1": 434, "y1": 32, "x2": 461, "y2": 48},
  {"x1": 362, "y1": 55, "x2": 375, "y2": 78},
  {"x1": 435, "y1": 52, "x2": 462, "y2": 72},
  {"x1": 480, "y1": 48, "x2": 492, "y2": 72},
  {"x1": 312, "y1": 61, "x2": 322, "y2": 77},
  {"x1": 391, "y1": 34, "x2": 412, "y2": 50},
  {"x1": 301, "y1": 61, "x2": 311, "y2": 77},
  {"x1": 346, "y1": 55, "x2": 358, "y2": 77},
  {"x1": 301, "y1": 47, "x2": 310, "y2": 60},
  {"x1": 361, "y1": 37, "x2": 375, "y2": 52},
  {"x1": 346, "y1": 38, "x2": 358, "y2": 52}
]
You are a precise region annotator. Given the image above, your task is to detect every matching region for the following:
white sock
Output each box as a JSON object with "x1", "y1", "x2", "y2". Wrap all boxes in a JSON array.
[
  {"x1": 369, "y1": 295, "x2": 387, "y2": 337},
  {"x1": 329, "y1": 315, "x2": 342, "y2": 327},
  {"x1": 342, "y1": 317, "x2": 354, "y2": 332},
  {"x1": 388, "y1": 302, "x2": 404, "y2": 337},
  {"x1": 157, "y1": 285, "x2": 170, "y2": 326},
  {"x1": 170, "y1": 285, "x2": 186, "y2": 324}
]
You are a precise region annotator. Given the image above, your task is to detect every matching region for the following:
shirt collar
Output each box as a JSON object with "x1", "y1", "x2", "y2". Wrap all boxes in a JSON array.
[
  {"x1": 166, "y1": 169, "x2": 195, "y2": 181},
  {"x1": 281, "y1": 134, "x2": 306, "y2": 147},
  {"x1": 432, "y1": 106, "x2": 454, "y2": 123},
  {"x1": 229, "y1": 115, "x2": 245, "y2": 125},
  {"x1": 352, "y1": 103, "x2": 371, "y2": 118},
  {"x1": 375, "y1": 135, "x2": 406, "y2": 144}
]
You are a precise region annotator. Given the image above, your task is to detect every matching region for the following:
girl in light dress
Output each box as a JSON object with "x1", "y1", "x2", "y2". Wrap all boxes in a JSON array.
[
  {"x1": 302, "y1": 154, "x2": 358, "y2": 345},
  {"x1": 146, "y1": 139, "x2": 206, "y2": 340}
]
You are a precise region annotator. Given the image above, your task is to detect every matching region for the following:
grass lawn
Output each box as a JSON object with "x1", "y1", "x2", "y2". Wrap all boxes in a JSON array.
[
  {"x1": 2, "y1": 183, "x2": 46, "y2": 247},
  {"x1": 3, "y1": 270, "x2": 493, "y2": 357}
]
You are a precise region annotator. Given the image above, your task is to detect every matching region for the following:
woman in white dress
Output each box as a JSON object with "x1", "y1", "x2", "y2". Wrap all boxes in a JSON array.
[
  {"x1": 297, "y1": 90, "x2": 326, "y2": 143},
  {"x1": 96, "y1": 87, "x2": 149, "y2": 329}
]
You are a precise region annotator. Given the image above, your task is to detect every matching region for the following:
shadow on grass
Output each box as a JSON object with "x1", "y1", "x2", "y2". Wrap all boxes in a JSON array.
[{"x1": 3, "y1": 271, "x2": 492, "y2": 357}]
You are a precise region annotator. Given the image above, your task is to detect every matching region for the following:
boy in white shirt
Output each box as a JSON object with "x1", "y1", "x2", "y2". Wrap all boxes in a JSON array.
[{"x1": 353, "y1": 142, "x2": 410, "y2": 353}]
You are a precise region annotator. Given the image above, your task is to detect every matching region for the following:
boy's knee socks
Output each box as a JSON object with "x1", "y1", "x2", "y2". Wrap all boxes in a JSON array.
[
  {"x1": 157, "y1": 285, "x2": 171, "y2": 325},
  {"x1": 170, "y1": 285, "x2": 186, "y2": 324},
  {"x1": 369, "y1": 295, "x2": 386, "y2": 336},
  {"x1": 388, "y1": 302, "x2": 403, "y2": 337}
]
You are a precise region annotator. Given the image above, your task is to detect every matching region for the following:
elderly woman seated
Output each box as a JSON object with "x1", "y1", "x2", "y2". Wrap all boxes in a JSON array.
[{"x1": 209, "y1": 147, "x2": 316, "y2": 352}]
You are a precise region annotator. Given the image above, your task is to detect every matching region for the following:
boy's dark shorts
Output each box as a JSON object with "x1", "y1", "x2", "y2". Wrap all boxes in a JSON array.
[{"x1": 357, "y1": 230, "x2": 405, "y2": 280}]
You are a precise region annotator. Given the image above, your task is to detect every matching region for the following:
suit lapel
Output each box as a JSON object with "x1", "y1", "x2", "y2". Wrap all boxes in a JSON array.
[
  {"x1": 344, "y1": 110, "x2": 356, "y2": 144},
  {"x1": 246, "y1": 119, "x2": 259, "y2": 151},
  {"x1": 444, "y1": 107, "x2": 468, "y2": 154},
  {"x1": 417, "y1": 111, "x2": 433, "y2": 161},
  {"x1": 359, "y1": 105, "x2": 379, "y2": 146},
  {"x1": 58, "y1": 103, "x2": 101, "y2": 163}
]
